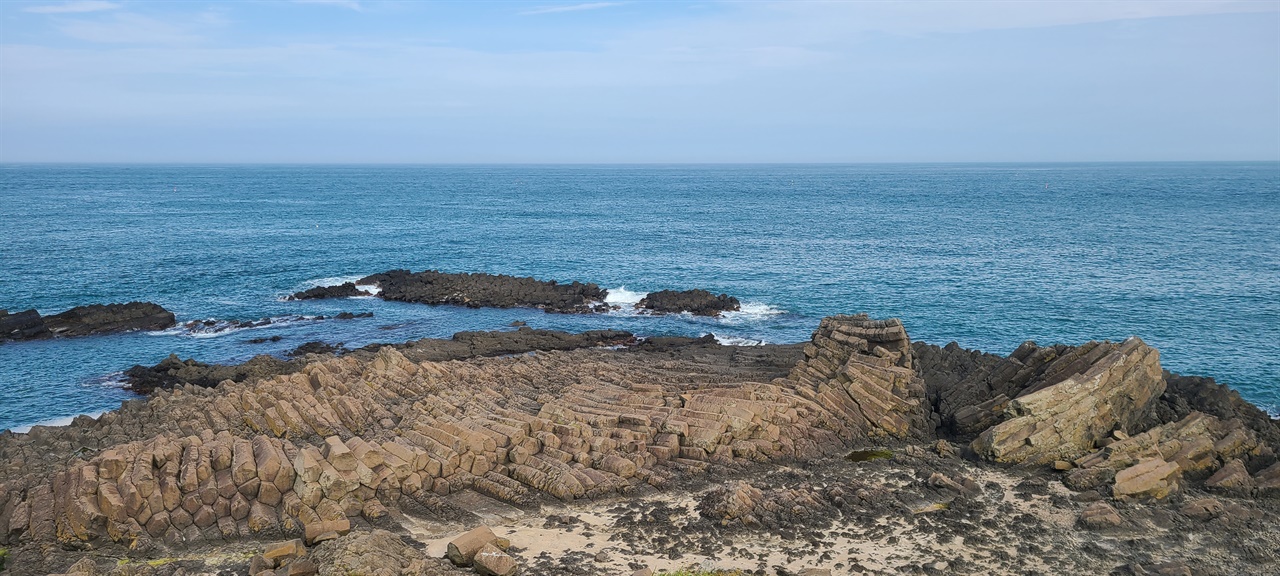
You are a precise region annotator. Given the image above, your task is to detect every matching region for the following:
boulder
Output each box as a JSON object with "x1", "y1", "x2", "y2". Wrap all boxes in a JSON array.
[
  {"x1": 1205, "y1": 459, "x2": 1254, "y2": 494},
  {"x1": 447, "y1": 525, "x2": 500, "y2": 566},
  {"x1": 1078, "y1": 501, "x2": 1123, "y2": 529},
  {"x1": 473, "y1": 542, "x2": 518, "y2": 576}
]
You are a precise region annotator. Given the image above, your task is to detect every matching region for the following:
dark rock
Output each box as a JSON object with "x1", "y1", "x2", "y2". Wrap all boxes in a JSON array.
[
  {"x1": 286, "y1": 283, "x2": 372, "y2": 301},
  {"x1": 636, "y1": 289, "x2": 740, "y2": 316},
  {"x1": 1, "y1": 303, "x2": 175, "y2": 342},
  {"x1": 123, "y1": 354, "x2": 303, "y2": 394},
  {"x1": 359, "y1": 269, "x2": 607, "y2": 314},
  {"x1": 248, "y1": 336, "x2": 284, "y2": 344},
  {"x1": 288, "y1": 341, "x2": 346, "y2": 357},
  {"x1": 0, "y1": 309, "x2": 49, "y2": 340},
  {"x1": 334, "y1": 312, "x2": 373, "y2": 320}
]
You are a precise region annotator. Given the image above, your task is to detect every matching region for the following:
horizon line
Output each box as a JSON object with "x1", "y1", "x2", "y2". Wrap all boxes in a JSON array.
[{"x1": 2, "y1": 160, "x2": 1278, "y2": 166}]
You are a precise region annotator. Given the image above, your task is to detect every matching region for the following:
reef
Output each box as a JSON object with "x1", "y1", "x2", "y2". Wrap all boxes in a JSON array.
[
  {"x1": 0, "y1": 303, "x2": 175, "y2": 342},
  {"x1": 285, "y1": 270, "x2": 748, "y2": 316},
  {"x1": 3, "y1": 314, "x2": 1278, "y2": 576}
]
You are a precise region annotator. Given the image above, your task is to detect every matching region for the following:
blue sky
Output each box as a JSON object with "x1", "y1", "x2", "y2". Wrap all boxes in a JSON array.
[{"x1": 1, "y1": 1, "x2": 1277, "y2": 162}]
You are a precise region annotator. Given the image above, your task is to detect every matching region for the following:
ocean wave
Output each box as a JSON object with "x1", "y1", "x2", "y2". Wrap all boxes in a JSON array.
[
  {"x1": 709, "y1": 333, "x2": 767, "y2": 346},
  {"x1": 279, "y1": 275, "x2": 382, "y2": 300},
  {"x1": 148, "y1": 314, "x2": 333, "y2": 338},
  {"x1": 604, "y1": 286, "x2": 647, "y2": 306},
  {"x1": 9, "y1": 411, "x2": 105, "y2": 434},
  {"x1": 718, "y1": 301, "x2": 786, "y2": 324}
]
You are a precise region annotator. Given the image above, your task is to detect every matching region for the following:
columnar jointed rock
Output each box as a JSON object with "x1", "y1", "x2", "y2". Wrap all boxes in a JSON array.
[
  {"x1": 0, "y1": 317, "x2": 863, "y2": 554},
  {"x1": 1, "y1": 303, "x2": 175, "y2": 342},
  {"x1": 971, "y1": 337, "x2": 1165, "y2": 465},
  {"x1": 1069, "y1": 411, "x2": 1265, "y2": 500},
  {"x1": 784, "y1": 315, "x2": 933, "y2": 441}
]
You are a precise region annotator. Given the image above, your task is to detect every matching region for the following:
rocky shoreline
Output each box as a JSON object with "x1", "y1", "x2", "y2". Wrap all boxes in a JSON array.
[
  {"x1": 0, "y1": 314, "x2": 1277, "y2": 575},
  {"x1": 0, "y1": 303, "x2": 175, "y2": 343},
  {"x1": 285, "y1": 270, "x2": 743, "y2": 317}
]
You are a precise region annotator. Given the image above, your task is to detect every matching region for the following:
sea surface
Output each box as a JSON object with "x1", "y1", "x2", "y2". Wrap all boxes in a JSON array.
[{"x1": 1, "y1": 163, "x2": 1277, "y2": 431}]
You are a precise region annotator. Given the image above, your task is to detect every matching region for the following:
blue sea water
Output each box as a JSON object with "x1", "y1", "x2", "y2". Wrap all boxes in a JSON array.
[{"x1": 1, "y1": 163, "x2": 1277, "y2": 431}]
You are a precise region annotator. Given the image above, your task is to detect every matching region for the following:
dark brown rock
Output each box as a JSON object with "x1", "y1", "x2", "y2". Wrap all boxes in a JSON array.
[{"x1": 636, "y1": 289, "x2": 740, "y2": 316}]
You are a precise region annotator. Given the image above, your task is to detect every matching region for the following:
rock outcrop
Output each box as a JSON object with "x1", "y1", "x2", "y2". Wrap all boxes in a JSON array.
[
  {"x1": 1, "y1": 315, "x2": 887, "y2": 559},
  {"x1": 784, "y1": 315, "x2": 934, "y2": 442},
  {"x1": 5, "y1": 314, "x2": 1278, "y2": 576},
  {"x1": 1, "y1": 303, "x2": 175, "y2": 342},
  {"x1": 286, "y1": 283, "x2": 373, "y2": 301},
  {"x1": 1066, "y1": 411, "x2": 1272, "y2": 500},
  {"x1": 122, "y1": 327, "x2": 637, "y2": 394},
  {"x1": 636, "y1": 289, "x2": 740, "y2": 316},
  {"x1": 358, "y1": 269, "x2": 609, "y2": 314},
  {"x1": 288, "y1": 269, "x2": 751, "y2": 316},
  {"x1": 971, "y1": 337, "x2": 1164, "y2": 465}
]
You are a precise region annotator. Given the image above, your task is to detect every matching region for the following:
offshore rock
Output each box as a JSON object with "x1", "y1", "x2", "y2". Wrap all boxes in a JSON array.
[
  {"x1": 971, "y1": 337, "x2": 1164, "y2": 465},
  {"x1": 1, "y1": 303, "x2": 175, "y2": 342},
  {"x1": 636, "y1": 289, "x2": 741, "y2": 316},
  {"x1": 359, "y1": 269, "x2": 609, "y2": 313},
  {"x1": 0, "y1": 309, "x2": 48, "y2": 340},
  {"x1": 286, "y1": 283, "x2": 372, "y2": 301}
]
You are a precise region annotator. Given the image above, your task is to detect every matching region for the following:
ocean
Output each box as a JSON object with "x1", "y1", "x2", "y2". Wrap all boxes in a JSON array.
[{"x1": 1, "y1": 163, "x2": 1277, "y2": 431}]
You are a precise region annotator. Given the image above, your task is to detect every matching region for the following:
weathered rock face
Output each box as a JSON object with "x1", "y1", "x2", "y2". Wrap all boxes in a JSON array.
[
  {"x1": 923, "y1": 339, "x2": 1157, "y2": 437},
  {"x1": 1067, "y1": 411, "x2": 1271, "y2": 500},
  {"x1": 0, "y1": 309, "x2": 49, "y2": 340},
  {"x1": 636, "y1": 289, "x2": 740, "y2": 316},
  {"x1": 0, "y1": 303, "x2": 175, "y2": 342},
  {"x1": 310, "y1": 529, "x2": 451, "y2": 576},
  {"x1": 971, "y1": 337, "x2": 1165, "y2": 465},
  {"x1": 124, "y1": 354, "x2": 304, "y2": 394},
  {"x1": 359, "y1": 269, "x2": 609, "y2": 314},
  {"x1": 1, "y1": 314, "x2": 892, "y2": 557},
  {"x1": 286, "y1": 283, "x2": 373, "y2": 301},
  {"x1": 121, "y1": 328, "x2": 638, "y2": 394},
  {"x1": 784, "y1": 315, "x2": 934, "y2": 442}
]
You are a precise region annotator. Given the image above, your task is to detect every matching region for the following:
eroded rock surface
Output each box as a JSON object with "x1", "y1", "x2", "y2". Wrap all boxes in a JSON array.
[
  {"x1": 286, "y1": 283, "x2": 373, "y2": 301},
  {"x1": 636, "y1": 289, "x2": 740, "y2": 317},
  {"x1": 971, "y1": 338, "x2": 1165, "y2": 465},
  {"x1": 5, "y1": 314, "x2": 1278, "y2": 576},
  {"x1": 359, "y1": 269, "x2": 609, "y2": 314},
  {"x1": 1, "y1": 303, "x2": 175, "y2": 342}
]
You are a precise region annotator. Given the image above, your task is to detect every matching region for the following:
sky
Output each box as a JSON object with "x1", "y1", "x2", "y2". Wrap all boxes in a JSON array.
[{"x1": 0, "y1": 1, "x2": 1277, "y2": 163}]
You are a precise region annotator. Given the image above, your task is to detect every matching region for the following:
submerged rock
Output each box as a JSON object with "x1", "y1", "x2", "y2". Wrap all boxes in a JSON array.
[{"x1": 1, "y1": 302, "x2": 175, "y2": 342}]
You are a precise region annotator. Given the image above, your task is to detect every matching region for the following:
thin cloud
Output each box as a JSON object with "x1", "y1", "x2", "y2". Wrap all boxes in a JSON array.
[
  {"x1": 24, "y1": 1, "x2": 120, "y2": 14},
  {"x1": 293, "y1": 0, "x2": 362, "y2": 11},
  {"x1": 522, "y1": 2, "x2": 623, "y2": 16}
]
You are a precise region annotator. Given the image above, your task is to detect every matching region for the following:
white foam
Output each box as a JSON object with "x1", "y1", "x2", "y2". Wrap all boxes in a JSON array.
[
  {"x1": 604, "y1": 286, "x2": 647, "y2": 306},
  {"x1": 718, "y1": 301, "x2": 785, "y2": 324},
  {"x1": 710, "y1": 333, "x2": 767, "y2": 346},
  {"x1": 278, "y1": 275, "x2": 380, "y2": 300},
  {"x1": 9, "y1": 411, "x2": 105, "y2": 434},
  {"x1": 176, "y1": 315, "x2": 324, "y2": 338}
]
